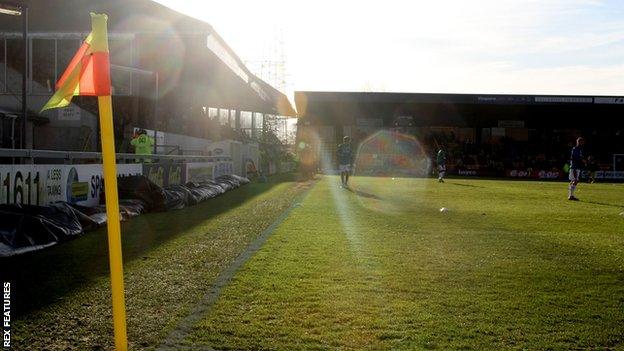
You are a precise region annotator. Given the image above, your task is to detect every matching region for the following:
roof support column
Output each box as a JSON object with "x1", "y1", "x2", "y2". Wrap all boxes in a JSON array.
[{"x1": 251, "y1": 112, "x2": 256, "y2": 139}]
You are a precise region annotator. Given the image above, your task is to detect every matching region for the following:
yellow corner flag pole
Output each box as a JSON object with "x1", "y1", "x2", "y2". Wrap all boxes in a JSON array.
[
  {"x1": 92, "y1": 14, "x2": 129, "y2": 351},
  {"x1": 99, "y1": 95, "x2": 129, "y2": 351}
]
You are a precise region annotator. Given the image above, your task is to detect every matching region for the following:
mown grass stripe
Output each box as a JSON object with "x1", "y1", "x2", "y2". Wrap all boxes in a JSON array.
[{"x1": 158, "y1": 182, "x2": 315, "y2": 350}]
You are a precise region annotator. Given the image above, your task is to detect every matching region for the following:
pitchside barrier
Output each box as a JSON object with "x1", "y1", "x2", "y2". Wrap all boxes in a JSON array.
[
  {"x1": 0, "y1": 148, "x2": 235, "y2": 207},
  {"x1": 457, "y1": 167, "x2": 624, "y2": 180},
  {"x1": 503, "y1": 169, "x2": 624, "y2": 180}
]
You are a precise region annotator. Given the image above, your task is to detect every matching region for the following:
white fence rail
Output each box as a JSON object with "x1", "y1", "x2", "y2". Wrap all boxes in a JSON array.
[{"x1": 0, "y1": 148, "x2": 231, "y2": 163}]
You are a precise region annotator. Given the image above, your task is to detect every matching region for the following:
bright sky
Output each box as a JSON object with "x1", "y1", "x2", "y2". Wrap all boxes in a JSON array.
[{"x1": 155, "y1": 0, "x2": 624, "y2": 99}]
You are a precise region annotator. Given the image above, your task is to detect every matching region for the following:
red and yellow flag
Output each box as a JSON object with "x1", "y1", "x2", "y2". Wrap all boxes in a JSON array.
[{"x1": 41, "y1": 13, "x2": 111, "y2": 111}]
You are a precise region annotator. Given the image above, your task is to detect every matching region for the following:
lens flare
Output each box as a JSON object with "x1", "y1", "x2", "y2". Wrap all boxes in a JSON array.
[
  {"x1": 350, "y1": 130, "x2": 431, "y2": 214},
  {"x1": 115, "y1": 15, "x2": 185, "y2": 97},
  {"x1": 354, "y1": 130, "x2": 430, "y2": 177}
]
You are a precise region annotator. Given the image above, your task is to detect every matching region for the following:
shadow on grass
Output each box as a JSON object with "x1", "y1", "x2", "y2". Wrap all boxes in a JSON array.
[
  {"x1": 344, "y1": 187, "x2": 383, "y2": 200},
  {"x1": 0, "y1": 174, "x2": 295, "y2": 316},
  {"x1": 581, "y1": 200, "x2": 624, "y2": 209},
  {"x1": 445, "y1": 181, "x2": 486, "y2": 188}
]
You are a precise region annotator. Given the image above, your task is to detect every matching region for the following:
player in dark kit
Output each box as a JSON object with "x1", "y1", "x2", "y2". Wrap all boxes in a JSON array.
[
  {"x1": 568, "y1": 137, "x2": 585, "y2": 201},
  {"x1": 587, "y1": 155, "x2": 598, "y2": 183},
  {"x1": 436, "y1": 148, "x2": 446, "y2": 183},
  {"x1": 337, "y1": 136, "x2": 354, "y2": 187}
]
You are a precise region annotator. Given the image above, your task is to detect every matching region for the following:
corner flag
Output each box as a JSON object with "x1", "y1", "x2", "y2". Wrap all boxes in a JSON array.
[
  {"x1": 40, "y1": 13, "x2": 112, "y2": 111},
  {"x1": 40, "y1": 13, "x2": 129, "y2": 350}
]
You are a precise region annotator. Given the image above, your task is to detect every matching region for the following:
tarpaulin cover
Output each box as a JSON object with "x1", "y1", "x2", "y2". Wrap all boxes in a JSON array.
[
  {"x1": 0, "y1": 174, "x2": 250, "y2": 257},
  {"x1": 229, "y1": 174, "x2": 251, "y2": 185},
  {"x1": 69, "y1": 203, "x2": 108, "y2": 227},
  {"x1": 162, "y1": 187, "x2": 188, "y2": 211},
  {"x1": 88, "y1": 213, "x2": 108, "y2": 226},
  {"x1": 198, "y1": 180, "x2": 227, "y2": 195},
  {"x1": 93, "y1": 199, "x2": 148, "y2": 222},
  {"x1": 0, "y1": 203, "x2": 91, "y2": 257},
  {"x1": 213, "y1": 177, "x2": 236, "y2": 191},
  {"x1": 185, "y1": 182, "x2": 224, "y2": 202},
  {"x1": 215, "y1": 174, "x2": 249, "y2": 190},
  {"x1": 117, "y1": 175, "x2": 166, "y2": 212},
  {"x1": 85, "y1": 199, "x2": 148, "y2": 222},
  {"x1": 119, "y1": 199, "x2": 148, "y2": 220}
]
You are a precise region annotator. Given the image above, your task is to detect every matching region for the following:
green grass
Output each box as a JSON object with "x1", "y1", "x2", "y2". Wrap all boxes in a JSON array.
[
  {"x1": 5, "y1": 176, "x2": 624, "y2": 350},
  {"x1": 5, "y1": 175, "x2": 311, "y2": 350},
  {"x1": 183, "y1": 176, "x2": 624, "y2": 350}
]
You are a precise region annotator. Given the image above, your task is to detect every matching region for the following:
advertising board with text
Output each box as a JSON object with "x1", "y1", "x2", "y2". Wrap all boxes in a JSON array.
[{"x1": 0, "y1": 164, "x2": 141, "y2": 207}]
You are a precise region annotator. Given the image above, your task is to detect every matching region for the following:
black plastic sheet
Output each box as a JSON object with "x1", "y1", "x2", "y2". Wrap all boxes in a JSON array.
[
  {"x1": 119, "y1": 199, "x2": 148, "y2": 220},
  {"x1": 0, "y1": 203, "x2": 89, "y2": 257},
  {"x1": 213, "y1": 176, "x2": 237, "y2": 191},
  {"x1": 228, "y1": 174, "x2": 251, "y2": 185},
  {"x1": 117, "y1": 176, "x2": 166, "y2": 212},
  {"x1": 0, "y1": 174, "x2": 250, "y2": 257},
  {"x1": 68, "y1": 203, "x2": 108, "y2": 227},
  {"x1": 199, "y1": 181, "x2": 227, "y2": 195},
  {"x1": 216, "y1": 174, "x2": 250, "y2": 189},
  {"x1": 89, "y1": 213, "x2": 108, "y2": 226},
  {"x1": 185, "y1": 182, "x2": 224, "y2": 201},
  {"x1": 162, "y1": 187, "x2": 188, "y2": 211}
]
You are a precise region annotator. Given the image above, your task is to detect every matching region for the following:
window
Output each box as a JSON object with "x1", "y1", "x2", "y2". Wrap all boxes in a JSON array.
[
  {"x1": 241, "y1": 111, "x2": 252, "y2": 129},
  {"x1": 256, "y1": 113, "x2": 263, "y2": 130},
  {"x1": 109, "y1": 38, "x2": 132, "y2": 95},
  {"x1": 219, "y1": 109, "x2": 229, "y2": 126},
  {"x1": 31, "y1": 39, "x2": 56, "y2": 93},
  {"x1": 208, "y1": 107, "x2": 218, "y2": 120},
  {"x1": 56, "y1": 39, "x2": 80, "y2": 79},
  {"x1": 230, "y1": 109, "x2": 236, "y2": 128},
  {"x1": 6, "y1": 38, "x2": 25, "y2": 93},
  {"x1": 137, "y1": 69, "x2": 157, "y2": 99}
]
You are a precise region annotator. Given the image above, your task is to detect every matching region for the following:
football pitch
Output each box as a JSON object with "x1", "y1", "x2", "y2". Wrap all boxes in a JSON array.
[
  {"x1": 9, "y1": 175, "x2": 624, "y2": 350},
  {"x1": 184, "y1": 176, "x2": 624, "y2": 350}
]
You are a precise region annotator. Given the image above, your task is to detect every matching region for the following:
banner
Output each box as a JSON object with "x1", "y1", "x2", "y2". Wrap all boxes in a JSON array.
[
  {"x1": 186, "y1": 160, "x2": 233, "y2": 182},
  {"x1": 57, "y1": 106, "x2": 82, "y2": 121},
  {"x1": 143, "y1": 163, "x2": 185, "y2": 187},
  {"x1": 186, "y1": 163, "x2": 214, "y2": 183},
  {"x1": 501, "y1": 169, "x2": 624, "y2": 180},
  {"x1": 536, "y1": 170, "x2": 561, "y2": 179},
  {"x1": 506, "y1": 169, "x2": 562, "y2": 179},
  {"x1": 0, "y1": 164, "x2": 141, "y2": 207},
  {"x1": 457, "y1": 169, "x2": 479, "y2": 176},
  {"x1": 506, "y1": 169, "x2": 532, "y2": 178},
  {"x1": 214, "y1": 161, "x2": 233, "y2": 178},
  {"x1": 585, "y1": 170, "x2": 624, "y2": 180},
  {"x1": 456, "y1": 167, "x2": 500, "y2": 177}
]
